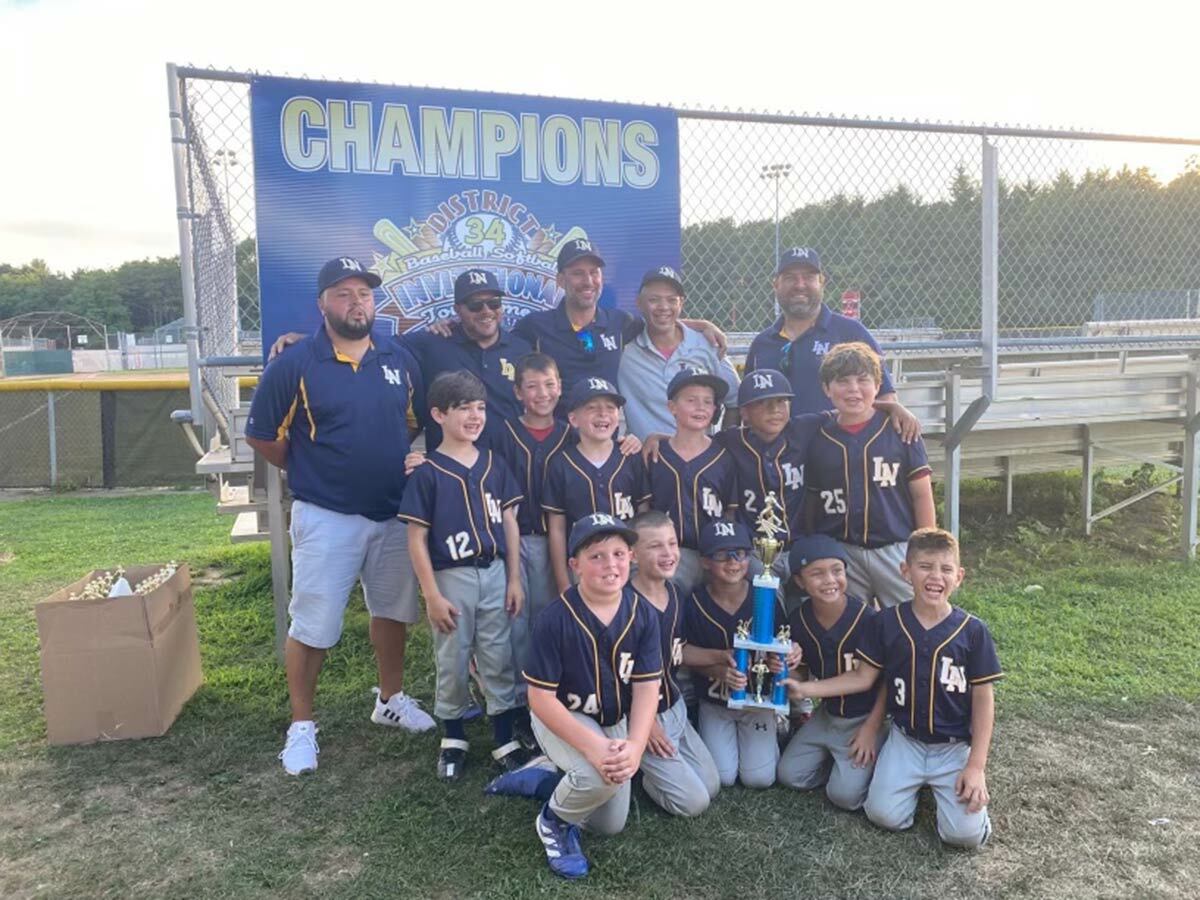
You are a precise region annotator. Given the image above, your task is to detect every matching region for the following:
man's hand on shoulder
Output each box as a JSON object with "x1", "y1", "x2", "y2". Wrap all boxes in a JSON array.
[{"x1": 268, "y1": 331, "x2": 306, "y2": 361}]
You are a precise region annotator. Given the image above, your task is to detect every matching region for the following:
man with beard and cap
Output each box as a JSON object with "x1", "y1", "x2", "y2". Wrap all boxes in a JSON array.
[
  {"x1": 744, "y1": 247, "x2": 897, "y2": 413},
  {"x1": 245, "y1": 256, "x2": 435, "y2": 777}
]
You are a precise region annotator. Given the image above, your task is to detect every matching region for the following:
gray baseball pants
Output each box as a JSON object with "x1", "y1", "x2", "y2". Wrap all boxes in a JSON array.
[
  {"x1": 531, "y1": 711, "x2": 631, "y2": 835},
  {"x1": 511, "y1": 534, "x2": 558, "y2": 704},
  {"x1": 639, "y1": 697, "x2": 720, "y2": 817},
  {"x1": 865, "y1": 723, "x2": 992, "y2": 849},
  {"x1": 777, "y1": 704, "x2": 885, "y2": 810},
  {"x1": 431, "y1": 561, "x2": 517, "y2": 721},
  {"x1": 697, "y1": 701, "x2": 779, "y2": 789}
]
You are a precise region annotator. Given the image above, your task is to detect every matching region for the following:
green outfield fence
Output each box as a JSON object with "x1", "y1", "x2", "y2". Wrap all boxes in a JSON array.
[{"x1": 0, "y1": 378, "x2": 204, "y2": 489}]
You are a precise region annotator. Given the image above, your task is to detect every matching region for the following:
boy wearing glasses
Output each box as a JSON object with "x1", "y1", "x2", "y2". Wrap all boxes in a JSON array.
[
  {"x1": 682, "y1": 521, "x2": 801, "y2": 788},
  {"x1": 744, "y1": 247, "x2": 897, "y2": 414}
]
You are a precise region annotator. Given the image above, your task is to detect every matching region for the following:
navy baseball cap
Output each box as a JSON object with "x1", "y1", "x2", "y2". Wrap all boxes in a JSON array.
[
  {"x1": 640, "y1": 265, "x2": 685, "y2": 296},
  {"x1": 699, "y1": 520, "x2": 753, "y2": 557},
  {"x1": 568, "y1": 512, "x2": 638, "y2": 556},
  {"x1": 318, "y1": 257, "x2": 382, "y2": 293},
  {"x1": 454, "y1": 268, "x2": 503, "y2": 304},
  {"x1": 788, "y1": 534, "x2": 849, "y2": 575},
  {"x1": 774, "y1": 247, "x2": 823, "y2": 276},
  {"x1": 737, "y1": 368, "x2": 794, "y2": 406},
  {"x1": 667, "y1": 366, "x2": 729, "y2": 404},
  {"x1": 566, "y1": 376, "x2": 625, "y2": 412},
  {"x1": 557, "y1": 238, "x2": 606, "y2": 272}
]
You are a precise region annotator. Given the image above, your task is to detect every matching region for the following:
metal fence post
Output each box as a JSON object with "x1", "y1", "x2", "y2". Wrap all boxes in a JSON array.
[
  {"x1": 46, "y1": 390, "x2": 57, "y2": 488},
  {"x1": 981, "y1": 137, "x2": 999, "y2": 399},
  {"x1": 944, "y1": 371, "x2": 961, "y2": 537},
  {"x1": 166, "y1": 63, "x2": 204, "y2": 428},
  {"x1": 1183, "y1": 367, "x2": 1199, "y2": 559}
]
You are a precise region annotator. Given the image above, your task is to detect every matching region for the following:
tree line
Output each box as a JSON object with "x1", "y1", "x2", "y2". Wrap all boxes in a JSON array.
[{"x1": 4, "y1": 163, "x2": 1198, "y2": 338}]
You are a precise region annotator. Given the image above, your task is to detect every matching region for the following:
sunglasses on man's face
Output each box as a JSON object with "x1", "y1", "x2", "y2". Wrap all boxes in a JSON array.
[{"x1": 461, "y1": 297, "x2": 503, "y2": 313}]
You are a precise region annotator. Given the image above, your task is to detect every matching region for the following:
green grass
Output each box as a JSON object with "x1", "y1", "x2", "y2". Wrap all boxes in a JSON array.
[{"x1": 1, "y1": 477, "x2": 1198, "y2": 898}]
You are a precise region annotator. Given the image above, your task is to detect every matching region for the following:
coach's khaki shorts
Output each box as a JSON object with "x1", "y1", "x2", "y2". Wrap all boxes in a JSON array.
[{"x1": 287, "y1": 500, "x2": 419, "y2": 649}]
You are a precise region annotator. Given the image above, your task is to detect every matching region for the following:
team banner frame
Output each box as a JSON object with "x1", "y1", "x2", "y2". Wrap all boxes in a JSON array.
[{"x1": 250, "y1": 76, "x2": 681, "y2": 354}]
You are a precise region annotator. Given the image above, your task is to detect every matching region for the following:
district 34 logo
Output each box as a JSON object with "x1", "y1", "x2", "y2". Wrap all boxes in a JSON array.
[{"x1": 364, "y1": 190, "x2": 588, "y2": 336}]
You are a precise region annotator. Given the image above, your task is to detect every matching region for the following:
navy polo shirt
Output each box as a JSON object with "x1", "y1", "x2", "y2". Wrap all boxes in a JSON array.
[
  {"x1": 513, "y1": 303, "x2": 642, "y2": 408},
  {"x1": 857, "y1": 604, "x2": 1003, "y2": 743},
  {"x1": 400, "y1": 325, "x2": 531, "y2": 451},
  {"x1": 245, "y1": 327, "x2": 421, "y2": 521},
  {"x1": 524, "y1": 585, "x2": 663, "y2": 726},
  {"x1": 744, "y1": 306, "x2": 896, "y2": 414}
]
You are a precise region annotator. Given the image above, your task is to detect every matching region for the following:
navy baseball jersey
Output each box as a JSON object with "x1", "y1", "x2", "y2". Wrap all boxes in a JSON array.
[
  {"x1": 542, "y1": 443, "x2": 651, "y2": 524},
  {"x1": 245, "y1": 327, "x2": 422, "y2": 522},
  {"x1": 856, "y1": 604, "x2": 1003, "y2": 742},
  {"x1": 399, "y1": 326, "x2": 531, "y2": 451},
  {"x1": 646, "y1": 441, "x2": 739, "y2": 550},
  {"x1": 684, "y1": 584, "x2": 787, "y2": 705},
  {"x1": 523, "y1": 585, "x2": 663, "y2": 726},
  {"x1": 788, "y1": 596, "x2": 877, "y2": 719},
  {"x1": 807, "y1": 410, "x2": 932, "y2": 547},
  {"x1": 495, "y1": 418, "x2": 571, "y2": 536},
  {"x1": 513, "y1": 303, "x2": 642, "y2": 414},
  {"x1": 397, "y1": 449, "x2": 522, "y2": 570},
  {"x1": 744, "y1": 306, "x2": 896, "y2": 414},
  {"x1": 716, "y1": 414, "x2": 826, "y2": 545},
  {"x1": 633, "y1": 582, "x2": 686, "y2": 714}
]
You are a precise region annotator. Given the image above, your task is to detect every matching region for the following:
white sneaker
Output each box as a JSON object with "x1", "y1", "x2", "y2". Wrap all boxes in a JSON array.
[
  {"x1": 279, "y1": 721, "x2": 319, "y2": 775},
  {"x1": 370, "y1": 687, "x2": 436, "y2": 733}
]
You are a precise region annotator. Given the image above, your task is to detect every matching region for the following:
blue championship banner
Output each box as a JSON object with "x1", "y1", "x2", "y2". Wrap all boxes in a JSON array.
[{"x1": 250, "y1": 76, "x2": 680, "y2": 355}]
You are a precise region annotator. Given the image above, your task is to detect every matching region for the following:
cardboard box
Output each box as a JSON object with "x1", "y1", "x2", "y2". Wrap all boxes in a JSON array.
[{"x1": 36, "y1": 564, "x2": 203, "y2": 745}]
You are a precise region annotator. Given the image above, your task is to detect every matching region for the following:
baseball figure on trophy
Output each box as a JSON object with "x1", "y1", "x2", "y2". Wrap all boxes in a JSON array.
[{"x1": 727, "y1": 492, "x2": 794, "y2": 714}]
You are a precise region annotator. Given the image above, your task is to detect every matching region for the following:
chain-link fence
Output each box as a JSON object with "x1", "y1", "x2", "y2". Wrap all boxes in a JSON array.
[
  {"x1": 172, "y1": 67, "x2": 1200, "y2": 432},
  {"x1": 0, "y1": 387, "x2": 198, "y2": 488}
]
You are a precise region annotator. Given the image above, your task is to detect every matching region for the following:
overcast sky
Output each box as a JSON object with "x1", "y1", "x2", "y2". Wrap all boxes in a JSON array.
[{"x1": 2, "y1": 0, "x2": 1198, "y2": 272}]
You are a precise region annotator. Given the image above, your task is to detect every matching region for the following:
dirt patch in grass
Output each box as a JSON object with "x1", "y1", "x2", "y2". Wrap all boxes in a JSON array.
[{"x1": 0, "y1": 552, "x2": 13, "y2": 566}]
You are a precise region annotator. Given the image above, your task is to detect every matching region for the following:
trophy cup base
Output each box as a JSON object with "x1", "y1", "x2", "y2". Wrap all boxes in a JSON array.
[
  {"x1": 733, "y1": 636, "x2": 792, "y2": 654},
  {"x1": 727, "y1": 697, "x2": 789, "y2": 714}
]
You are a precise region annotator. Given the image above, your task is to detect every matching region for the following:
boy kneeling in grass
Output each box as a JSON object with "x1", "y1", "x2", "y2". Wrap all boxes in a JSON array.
[
  {"x1": 628, "y1": 510, "x2": 720, "y2": 817},
  {"x1": 524, "y1": 513, "x2": 663, "y2": 880},
  {"x1": 781, "y1": 527, "x2": 1002, "y2": 849},
  {"x1": 777, "y1": 534, "x2": 886, "y2": 811}
]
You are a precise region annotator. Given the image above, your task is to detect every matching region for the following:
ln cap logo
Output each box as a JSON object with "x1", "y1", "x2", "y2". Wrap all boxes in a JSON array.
[
  {"x1": 468, "y1": 271, "x2": 488, "y2": 285},
  {"x1": 339, "y1": 257, "x2": 363, "y2": 271},
  {"x1": 751, "y1": 372, "x2": 774, "y2": 389}
]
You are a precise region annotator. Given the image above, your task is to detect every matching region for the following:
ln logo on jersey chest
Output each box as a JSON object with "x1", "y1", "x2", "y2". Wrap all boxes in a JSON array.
[
  {"x1": 782, "y1": 462, "x2": 803, "y2": 490},
  {"x1": 812, "y1": 340, "x2": 831, "y2": 356},
  {"x1": 618, "y1": 651, "x2": 635, "y2": 684},
  {"x1": 381, "y1": 364, "x2": 404, "y2": 386},
  {"x1": 499, "y1": 357, "x2": 515, "y2": 380},
  {"x1": 939, "y1": 656, "x2": 968, "y2": 693},
  {"x1": 613, "y1": 492, "x2": 634, "y2": 520},
  {"x1": 485, "y1": 492, "x2": 503, "y2": 523},
  {"x1": 872, "y1": 456, "x2": 900, "y2": 488},
  {"x1": 701, "y1": 487, "x2": 723, "y2": 517},
  {"x1": 600, "y1": 334, "x2": 619, "y2": 352}
]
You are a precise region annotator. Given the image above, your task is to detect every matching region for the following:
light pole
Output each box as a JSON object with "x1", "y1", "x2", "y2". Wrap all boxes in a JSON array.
[
  {"x1": 760, "y1": 162, "x2": 792, "y2": 316},
  {"x1": 213, "y1": 148, "x2": 239, "y2": 215},
  {"x1": 760, "y1": 162, "x2": 792, "y2": 272}
]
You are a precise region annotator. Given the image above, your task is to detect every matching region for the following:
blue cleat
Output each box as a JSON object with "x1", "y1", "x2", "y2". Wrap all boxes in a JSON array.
[{"x1": 535, "y1": 804, "x2": 589, "y2": 879}]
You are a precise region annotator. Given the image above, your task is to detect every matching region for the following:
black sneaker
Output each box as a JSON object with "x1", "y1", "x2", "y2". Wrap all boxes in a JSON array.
[
  {"x1": 438, "y1": 738, "x2": 469, "y2": 781},
  {"x1": 514, "y1": 718, "x2": 541, "y2": 753},
  {"x1": 492, "y1": 740, "x2": 532, "y2": 772}
]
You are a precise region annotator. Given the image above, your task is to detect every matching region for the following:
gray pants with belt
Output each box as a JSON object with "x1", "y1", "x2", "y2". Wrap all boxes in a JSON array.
[
  {"x1": 531, "y1": 711, "x2": 630, "y2": 835},
  {"x1": 639, "y1": 697, "x2": 720, "y2": 817},
  {"x1": 865, "y1": 723, "x2": 992, "y2": 848}
]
